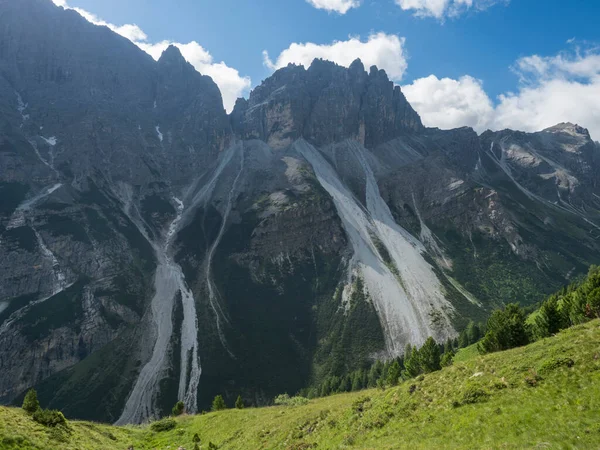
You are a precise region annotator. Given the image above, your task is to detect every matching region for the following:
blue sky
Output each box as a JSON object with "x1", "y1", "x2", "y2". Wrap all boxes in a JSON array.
[{"x1": 53, "y1": 0, "x2": 600, "y2": 138}]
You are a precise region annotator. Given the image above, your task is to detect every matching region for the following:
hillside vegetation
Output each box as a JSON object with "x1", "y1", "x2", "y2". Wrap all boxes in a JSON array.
[{"x1": 1, "y1": 319, "x2": 600, "y2": 449}]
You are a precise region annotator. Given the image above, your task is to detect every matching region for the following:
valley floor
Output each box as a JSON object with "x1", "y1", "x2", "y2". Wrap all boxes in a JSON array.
[{"x1": 1, "y1": 320, "x2": 600, "y2": 449}]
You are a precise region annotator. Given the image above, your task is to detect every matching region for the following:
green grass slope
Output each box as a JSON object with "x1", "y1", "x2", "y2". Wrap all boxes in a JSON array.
[{"x1": 2, "y1": 320, "x2": 600, "y2": 450}]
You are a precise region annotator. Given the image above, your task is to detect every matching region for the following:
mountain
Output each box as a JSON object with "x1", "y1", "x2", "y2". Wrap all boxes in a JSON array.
[{"x1": 1, "y1": 0, "x2": 599, "y2": 424}]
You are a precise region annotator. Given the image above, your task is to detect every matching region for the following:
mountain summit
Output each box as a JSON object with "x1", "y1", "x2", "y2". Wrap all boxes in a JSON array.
[{"x1": 232, "y1": 58, "x2": 423, "y2": 149}]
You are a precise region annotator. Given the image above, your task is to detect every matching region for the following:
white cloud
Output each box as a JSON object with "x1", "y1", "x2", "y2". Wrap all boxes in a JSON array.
[
  {"x1": 51, "y1": 0, "x2": 250, "y2": 112},
  {"x1": 305, "y1": 0, "x2": 360, "y2": 14},
  {"x1": 402, "y1": 50, "x2": 600, "y2": 140},
  {"x1": 493, "y1": 79, "x2": 600, "y2": 139},
  {"x1": 263, "y1": 33, "x2": 408, "y2": 81},
  {"x1": 395, "y1": 0, "x2": 506, "y2": 20},
  {"x1": 402, "y1": 75, "x2": 494, "y2": 131}
]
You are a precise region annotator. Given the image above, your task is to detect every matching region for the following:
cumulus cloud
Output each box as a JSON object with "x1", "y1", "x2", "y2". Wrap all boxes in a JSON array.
[
  {"x1": 263, "y1": 33, "x2": 408, "y2": 81},
  {"x1": 51, "y1": 0, "x2": 250, "y2": 112},
  {"x1": 402, "y1": 75, "x2": 494, "y2": 131},
  {"x1": 395, "y1": 0, "x2": 507, "y2": 20},
  {"x1": 305, "y1": 0, "x2": 361, "y2": 14},
  {"x1": 402, "y1": 50, "x2": 600, "y2": 140}
]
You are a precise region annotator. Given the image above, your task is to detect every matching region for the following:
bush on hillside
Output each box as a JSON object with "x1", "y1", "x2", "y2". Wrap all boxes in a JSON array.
[
  {"x1": 539, "y1": 357, "x2": 574, "y2": 374},
  {"x1": 150, "y1": 418, "x2": 176, "y2": 432},
  {"x1": 32, "y1": 409, "x2": 67, "y2": 427},
  {"x1": 460, "y1": 386, "x2": 489, "y2": 405},
  {"x1": 172, "y1": 401, "x2": 184, "y2": 416},
  {"x1": 273, "y1": 394, "x2": 309, "y2": 406}
]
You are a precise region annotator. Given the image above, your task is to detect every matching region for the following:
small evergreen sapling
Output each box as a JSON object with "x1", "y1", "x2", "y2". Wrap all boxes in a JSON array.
[
  {"x1": 22, "y1": 388, "x2": 40, "y2": 414},
  {"x1": 172, "y1": 400, "x2": 184, "y2": 416},
  {"x1": 235, "y1": 395, "x2": 244, "y2": 409},
  {"x1": 212, "y1": 394, "x2": 226, "y2": 411}
]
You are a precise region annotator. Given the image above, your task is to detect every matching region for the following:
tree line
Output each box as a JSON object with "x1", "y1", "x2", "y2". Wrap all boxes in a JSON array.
[{"x1": 296, "y1": 265, "x2": 600, "y2": 400}]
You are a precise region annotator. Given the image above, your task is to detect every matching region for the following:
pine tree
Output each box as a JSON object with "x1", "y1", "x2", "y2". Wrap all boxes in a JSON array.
[
  {"x1": 404, "y1": 346, "x2": 421, "y2": 378},
  {"x1": 319, "y1": 377, "x2": 331, "y2": 397},
  {"x1": 478, "y1": 303, "x2": 529, "y2": 354},
  {"x1": 367, "y1": 360, "x2": 384, "y2": 387},
  {"x1": 361, "y1": 368, "x2": 369, "y2": 389},
  {"x1": 235, "y1": 395, "x2": 244, "y2": 409},
  {"x1": 330, "y1": 376, "x2": 340, "y2": 394},
  {"x1": 380, "y1": 361, "x2": 391, "y2": 386},
  {"x1": 351, "y1": 370, "x2": 363, "y2": 391},
  {"x1": 212, "y1": 394, "x2": 226, "y2": 411},
  {"x1": 440, "y1": 350, "x2": 454, "y2": 367},
  {"x1": 458, "y1": 328, "x2": 469, "y2": 348},
  {"x1": 386, "y1": 360, "x2": 401, "y2": 386},
  {"x1": 339, "y1": 375, "x2": 351, "y2": 392},
  {"x1": 466, "y1": 321, "x2": 481, "y2": 344},
  {"x1": 22, "y1": 388, "x2": 40, "y2": 414},
  {"x1": 443, "y1": 338, "x2": 453, "y2": 355},
  {"x1": 420, "y1": 337, "x2": 441, "y2": 373}
]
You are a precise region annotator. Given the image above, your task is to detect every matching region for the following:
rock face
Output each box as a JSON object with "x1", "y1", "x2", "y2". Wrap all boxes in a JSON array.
[
  {"x1": 1, "y1": 0, "x2": 599, "y2": 424},
  {"x1": 231, "y1": 58, "x2": 422, "y2": 150}
]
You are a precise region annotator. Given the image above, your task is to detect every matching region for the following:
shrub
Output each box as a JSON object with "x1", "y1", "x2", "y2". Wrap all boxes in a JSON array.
[
  {"x1": 150, "y1": 418, "x2": 177, "y2": 432},
  {"x1": 351, "y1": 396, "x2": 371, "y2": 414},
  {"x1": 273, "y1": 394, "x2": 309, "y2": 406},
  {"x1": 32, "y1": 409, "x2": 67, "y2": 427},
  {"x1": 461, "y1": 387, "x2": 489, "y2": 405},
  {"x1": 539, "y1": 357, "x2": 575, "y2": 373},
  {"x1": 193, "y1": 433, "x2": 201, "y2": 443},
  {"x1": 212, "y1": 394, "x2": 226, "y2": 411},
  {"x1": 208, "y1": 442, "x2": 218, "y2": 450},
  {"x1": 493, "y1": 380, "x2": 508, "y2": 390},
  {"x1": 343, "y1": 434, "x2": 356, "y2": 445},
  {"x1": 524, "y1": 369, "x2": 543, "y2": 387},
  {"x1": 172, "y1": 401, "x2": 184, "y2": 416},
  {"x1": 22, "y1": 389, "x2": 40, "y2": 414},
  {"x1": 48, "y1": 425, "x2": 70, "y2": 443}
]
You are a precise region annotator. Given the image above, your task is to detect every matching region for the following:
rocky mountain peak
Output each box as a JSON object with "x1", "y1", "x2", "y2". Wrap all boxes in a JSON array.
[
  {"x1": 158, "y1": 45, "x2": 188, "y2": 66},
  {"x1": 349, "y1": 58, "x2": 366, "y2": 74},
  {"x1": 231, "y1": 57, "x2": 422, "y2": 149},
  {"x1": 543, "y1": 122, "x2": 592, "y2": 139}
]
